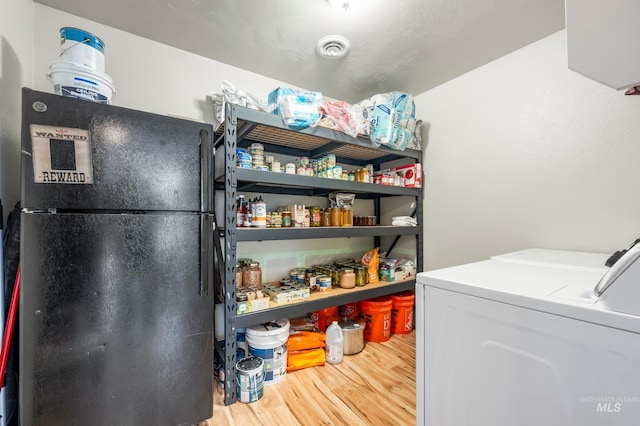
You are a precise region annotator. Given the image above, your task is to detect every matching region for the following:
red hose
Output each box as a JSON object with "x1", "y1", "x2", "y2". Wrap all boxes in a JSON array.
[{"x1": 0, "y1": 264, "x2": 20, "y2": 386}]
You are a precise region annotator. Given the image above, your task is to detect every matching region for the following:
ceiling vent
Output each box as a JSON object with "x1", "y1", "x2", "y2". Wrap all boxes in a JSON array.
[{"x1": 316, "y1": 35, "x2": 351, "y2": 59}]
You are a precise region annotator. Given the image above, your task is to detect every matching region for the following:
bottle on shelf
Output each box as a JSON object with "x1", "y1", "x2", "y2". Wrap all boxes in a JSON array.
[
  {"x1": 244, "y1": 199, "x2": 253, "y2": 227},
  {"x1": 325, "y1": 320, "x2": 344, "y2": 364},
  {"x1": 236, "y1": 195, "x2": 246, "y2": 228},
  {"x1": 253, "y1": 196, "x2": 267, "y2": 228}
]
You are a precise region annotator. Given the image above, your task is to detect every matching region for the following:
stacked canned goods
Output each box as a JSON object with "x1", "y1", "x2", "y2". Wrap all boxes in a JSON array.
[
  {"x1": 237, "y1": 148, "x2": 252, "y2": 169},
  {"x1": 250, "y1": 143, "x2": 267, "y2": 171}
]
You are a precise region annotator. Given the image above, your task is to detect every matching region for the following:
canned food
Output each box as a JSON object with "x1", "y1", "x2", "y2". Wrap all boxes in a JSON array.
[
  {"x1": 285, "y1": 163, "x2": 296, "y2": 174},
  {"x1": 317, "y1": 275, "x2": 332, "y2": 292}
]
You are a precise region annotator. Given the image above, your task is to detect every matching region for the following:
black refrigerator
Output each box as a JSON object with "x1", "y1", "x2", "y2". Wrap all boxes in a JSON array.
[{"x1": 19, "y1": 88, "x2": 214, "y2": 426}]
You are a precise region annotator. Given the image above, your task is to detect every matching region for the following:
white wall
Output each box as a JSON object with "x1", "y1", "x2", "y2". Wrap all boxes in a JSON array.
[
  {"x1": 0, "y1": 0, "x2": 34, "y2": 224},
  {"x1": 416, "y1": 30, "x2": 640, "y2": 270},
  {"x1": 33, "y1": 4, "x2": 285, "y2": 121}
]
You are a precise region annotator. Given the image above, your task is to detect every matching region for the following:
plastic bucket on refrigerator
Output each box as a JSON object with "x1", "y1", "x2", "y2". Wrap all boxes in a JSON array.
[
  {"x1": 47, "y1": 61, "x2": 115, "y2": 104},
  {"x1": 59, "y1": 27, "x2": 106, "y2": 72}
]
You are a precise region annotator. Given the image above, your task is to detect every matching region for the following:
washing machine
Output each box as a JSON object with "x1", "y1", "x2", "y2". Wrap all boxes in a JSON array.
[{"x1": 416, "y1": 248, "x2": 640, "y2": 426}]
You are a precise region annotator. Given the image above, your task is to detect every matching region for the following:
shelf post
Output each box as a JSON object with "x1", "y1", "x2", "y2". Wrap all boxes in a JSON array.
[{"x1": 222, "y1": 102, "x2": 239, "y2": 405}]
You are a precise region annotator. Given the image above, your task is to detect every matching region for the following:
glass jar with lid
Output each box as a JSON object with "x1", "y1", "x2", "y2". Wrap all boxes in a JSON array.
[
  {"x1": 309, "y1": 206, "x2": 322, "y2": 227},
  {"x1": 235, "y1": 263, "x2": 243, "y2": 288},
  {"x1": 341, "y1": 205, "x2": 353, "y2": 227},
  {"x1": 321, "y1": 209, "x2": 331, "y2": 227},
  {"x1": 339, "y1": 268, "x2": 356, "y2": 289},
  {"x1": 355, "y1": 265, "x2": 366, "y2": 287},
  {"x1": 281, "y1": 211, "x2": 292, "y2": 227},
  {"x1": 243, "y1": 262, "x2": 262, "y2": 288},
  {"x1": 330, "y1": 207, "x2": 342, "y2": 226}
]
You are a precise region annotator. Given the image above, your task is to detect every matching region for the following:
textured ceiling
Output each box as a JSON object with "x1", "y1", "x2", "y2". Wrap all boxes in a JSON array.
[{"x1": 35, "y1": 0, "x2": 566, "y2": 103}]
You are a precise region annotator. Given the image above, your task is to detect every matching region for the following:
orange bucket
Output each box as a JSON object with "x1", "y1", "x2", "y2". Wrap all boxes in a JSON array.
[
  {"x1": 360, "y1": 296, "x2": 393, "y2": 342},
  {"x1": 339, "y1": 302, "x2": 360, "y2": 320},
  {"x1": 391, "y1": 291, "x2": 414, "y2": 334},
  {"x1": 309, "y1": 306, "x2": 339, "y2": 332}
]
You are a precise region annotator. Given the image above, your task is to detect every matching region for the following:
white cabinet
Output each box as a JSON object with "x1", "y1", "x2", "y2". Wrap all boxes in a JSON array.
[{"x1": 566, "y1": 0, "x2": 640, "y2": 90}]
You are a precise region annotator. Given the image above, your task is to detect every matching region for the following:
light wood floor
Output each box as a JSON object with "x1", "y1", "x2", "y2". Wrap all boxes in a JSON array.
[{"x1": 201, "y1": 331, "x2": 416, "y2": 426}]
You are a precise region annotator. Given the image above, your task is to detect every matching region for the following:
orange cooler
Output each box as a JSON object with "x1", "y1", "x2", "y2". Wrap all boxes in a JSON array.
[
  {"x1": 391, "y1": 290, "x2": 415, "y2": 334},
  {"x1": 360, "y1": 296, "x2": 393, "y2": 342}
]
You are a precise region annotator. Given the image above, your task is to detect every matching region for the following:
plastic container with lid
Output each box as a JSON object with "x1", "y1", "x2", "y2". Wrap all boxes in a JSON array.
[{"x1": 325, "y1": 321, "x2": 344, "y2": 364}]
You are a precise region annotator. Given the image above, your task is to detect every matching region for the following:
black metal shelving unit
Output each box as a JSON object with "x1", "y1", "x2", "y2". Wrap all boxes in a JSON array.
[{"x1": 212, "y1": 103, "x2": 424, "y2": 405}]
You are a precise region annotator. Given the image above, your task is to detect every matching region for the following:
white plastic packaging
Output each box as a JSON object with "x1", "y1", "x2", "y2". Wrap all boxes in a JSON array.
[{"x1": 325, "y1": 320, "x2": 344, "y2": 364}]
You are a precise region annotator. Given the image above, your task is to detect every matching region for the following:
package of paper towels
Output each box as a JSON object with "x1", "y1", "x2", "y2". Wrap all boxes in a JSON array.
[
  {"x1": 268, "y1": 86, "x2": 323, "y2": 129},
  {"x1": 368, "y1": 91, "x2": 416, "y2": 151}
]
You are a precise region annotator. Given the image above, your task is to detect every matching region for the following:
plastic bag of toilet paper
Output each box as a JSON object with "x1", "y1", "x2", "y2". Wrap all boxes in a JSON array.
[
  {"x1": 401, "y1": 117, "x2": 423, "y2": 151},
  {"x1": 211, "y1": 80, "x2": 267, "y2": 128},
  {"x1": 367, "y1": 91, "x2": 416, "y2": 151},
  {"x1": 369, "y1": 92, "x2": 415, "y2": 151},
  {"x1": 268, "y1": 86, "x2": 323, "y2": 129},
  {"x1": 318, "y1": 99, "x2": 358, "y2": 138}
]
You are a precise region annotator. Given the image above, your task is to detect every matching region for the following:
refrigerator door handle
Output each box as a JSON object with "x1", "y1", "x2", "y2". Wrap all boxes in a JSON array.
[{"x1": 201, "y1": 213, "x2": 215, "y2": 297}]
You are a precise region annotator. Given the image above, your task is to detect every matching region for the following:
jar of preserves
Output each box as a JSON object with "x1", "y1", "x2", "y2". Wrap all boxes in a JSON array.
[
  {"x1": 330, "y1": 267, "x2": 340, "y2": 287},
  {"x1": 330, "y1": 207, "x2": 342, "y2": 226},
  {"x1": 321, "y1": 209, "x2": 331, "y2": 227},
  {"x1": 339, "y1": 268, "x2": 356, "y2": 289},
  {"x1": 236, "y1": 292, "x2": 249, "y2": 315},
  {"x1": 341, "y1": 205, "x2": 353, "y2": 227},
  {"x1": 355, "y1": 265, "x2": 366, "y2": 287},
  {"x1": 309, "y1": 206, "x2": 322, "y2": 227},
  {"x1": 281, "y1": 211, "x2": 292, "y2": 227},
  {"x1": 243, "y1": 262, "x2": 262, "y2": 288},
  {"x1": 272, "y1": 212, "x2": 282, "y2": 228}
]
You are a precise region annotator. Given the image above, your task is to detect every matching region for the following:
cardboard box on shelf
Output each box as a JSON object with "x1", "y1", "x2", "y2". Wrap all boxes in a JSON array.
[{"x1": 390, "y1": 163, "x2": 422, "y2": 188}]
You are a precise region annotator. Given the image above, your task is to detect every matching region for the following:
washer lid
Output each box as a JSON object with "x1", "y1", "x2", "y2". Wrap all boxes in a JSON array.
[
  {"x1": 417, "y1": 249, "x2": 640, "y2": 333},
  {"x1": 491, "y1": 248, "x2": 609, "y2": 273}
]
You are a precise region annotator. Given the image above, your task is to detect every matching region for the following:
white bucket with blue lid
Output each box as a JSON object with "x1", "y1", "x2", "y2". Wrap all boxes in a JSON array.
[
  {"x1": 47, "y1": 61, "x2": 115, "y2": 104},
  {"x1": 59, "y1": 27, "x2": 105, "y2": 72}
]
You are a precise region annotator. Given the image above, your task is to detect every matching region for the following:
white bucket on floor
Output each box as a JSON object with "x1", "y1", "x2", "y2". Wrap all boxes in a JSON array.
[
  {"x1": 236, "y1": 356, "x2": 265, "y2": 403},
  {"x1": 47, "y1": 61, "x2": 115, "y2": 104},
  {"x1": 59, "y1": 27, "x2": 105, "y2": 72},
  {"x1": 246, "y1": 318, "x2": 289, "y2": 385}
]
